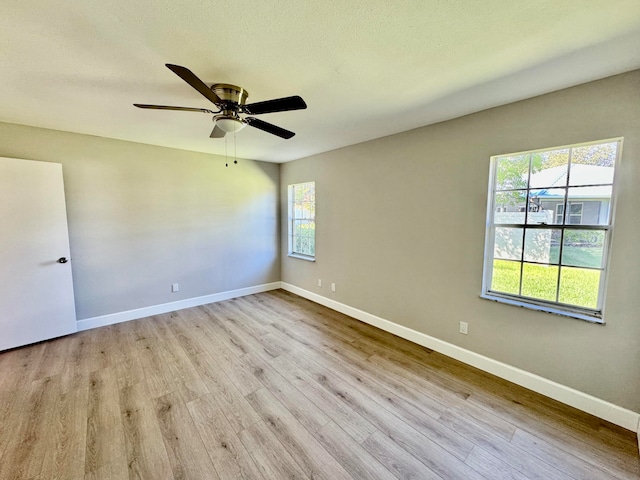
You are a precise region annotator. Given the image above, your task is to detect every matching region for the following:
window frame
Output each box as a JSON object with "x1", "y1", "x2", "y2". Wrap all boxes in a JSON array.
[
  {"x1": 287, "y1": 181, "x2": 316, "y2": 261},
  {"x1": 481, "y1": 138, "x2": 623, "y2": 323}
]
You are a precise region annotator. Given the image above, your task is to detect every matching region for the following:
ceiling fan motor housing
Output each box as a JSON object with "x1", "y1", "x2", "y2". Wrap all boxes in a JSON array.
[{"x1": 211, "y1": 83, "x2": 248, "y2": 107}]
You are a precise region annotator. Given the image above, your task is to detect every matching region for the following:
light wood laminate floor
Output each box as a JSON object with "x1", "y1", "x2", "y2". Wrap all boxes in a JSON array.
[{"x1": 0, "y1": 290, "x2": 638, "y2": 479}]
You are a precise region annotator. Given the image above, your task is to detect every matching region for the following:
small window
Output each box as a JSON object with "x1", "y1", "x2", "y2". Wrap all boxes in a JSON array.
[
  {"x1": 482, "y1": 139, "x2": 621, "y2": 322},
  {"x1": 555, "y1": 204, "x2": 564, "y2": 224},
  {"x1": 568, "y1": 202, "x2": 583, "y2": 224},
  {"x1": 288, "y1": 182, "x2": 315, "y2": 260}
]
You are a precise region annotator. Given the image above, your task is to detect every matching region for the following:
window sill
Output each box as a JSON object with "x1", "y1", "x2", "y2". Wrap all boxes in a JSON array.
[
  {"x1": 480, "y1": 293, "x2": 604, "y2": 324},
  {"x1": 288, "y1": 253, "x2": 315, "y2": 262}
]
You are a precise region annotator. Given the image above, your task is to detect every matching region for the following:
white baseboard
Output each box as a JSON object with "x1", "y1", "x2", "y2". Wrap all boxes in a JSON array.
[
  {"x1": 77, "y1": 282, "x2": 282, "y2": 332},
  {"x1": 280, "y1": 282, "x2": 640, "y2": 433}
]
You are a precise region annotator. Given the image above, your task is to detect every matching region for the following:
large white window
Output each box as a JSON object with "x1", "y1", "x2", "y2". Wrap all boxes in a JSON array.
[
  {"x1": 288, "y1": 182, "x2": 315, "y2": 260},
  {"x1": 482, "y1": 138, "x2": 622, "y2": 322}
]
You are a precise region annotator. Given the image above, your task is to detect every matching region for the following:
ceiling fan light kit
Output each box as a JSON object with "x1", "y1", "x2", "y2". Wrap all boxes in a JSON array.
[
  {"x1": 134, "y1": 64, "x2": 307, "y2": 141},
  {"x1": 215, "y1": 116, "x2": 246, "y2": 133}
]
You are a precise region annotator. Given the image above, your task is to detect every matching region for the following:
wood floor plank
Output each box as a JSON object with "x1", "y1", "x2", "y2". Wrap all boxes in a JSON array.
[
  {"x1": 135, "y1": 338, "x2": 172, "y2": 399},
  {"x1": 155, "y1": 392, "x2": 220, "y2": 480},
  {"x1": 152, "y1": 331, "x2": 210, "y2": 403},
  {"x1": 119, "y1": 380, "x2": 173, "y2": 480},
  {"x1": 0, "y1": 342, "x2": 46, "y2": 392},
  {"x1": 84, "y1": 368, "x2": 126, "y2": 475},
  {"x1": 242, "y1": 351, "x2": 331, "y2": 433},
  {"x1": 465, "y1": 392, "x2": 640, "y2": 477},
  {"x1": 320, "y1": 338, "x2": 449, "y2": 420},
  {"x1": 189, "y1": 351, "x2": 261, "y2": 433},
  {"x1": 109, "y1": 323, "x2": 146, "y2": 391},
  {"x1": 245, "y1": 387, "x2": 352, "y2": 480},
  {"x1": 29, "y1": 336, "x2": 70, "y2": 382},
  {"x1": 464, "y1": 446, "x2": 530, "y2": 480},
  {"x1": 238, "y1": 421, "x2": 309, "y2": 480},
  {"x1": 0, "y1": 383, "x2": 30, "y2": 459},
  {"x1": 216, "y1": 300, "x2": 273, "y2": 339},
  {"x1": 426, "y1": 349, "x2": 639, "y2": 460},
  {"x1": 58, "y1": 335, "x2": 92, "y2": 395},
  {"x1": 288, "y1": 345, "x2": 475, "y2": 461},
  {"x1": 313, "y1": 421, "x2": 397, "y2": 480},
  {"x1": 362, "y1": 430, "x2": 444, "y2": 480},
  {"x1": 269, "y1": 354, "x2": 377, "y2": 443},
  {"x1": 335, "y1": 379, "x2": 486, "y2": 480},
  {"x1": 168, "y1": 309, "x2": 209, "y2": 357},
  {"x1": 270, "y1": 290, "x2": 435, "y2": 363},
  {"x1": 201, "y1": 338, "x2": 264, "y2": 396},
  {"x1": 438, "y1": 407, "x2": 572, "y2": 480},
  {"x1": 510, "y1": 428, "x2": 636, "y2": 480},
  {"x1": 83, "y1": 455, "x2": 129, "y2": 480},
  {"x1": 187, "y1": 393, "x2": 266, "y2": 480},
  {"x1": 199, "y1": 305, "x2": 256, "y2": 357},
  {"x1": 210, "y1": 302, "x2": 289, "y2": 360},
  {"x1": 0, "y1": 375, "x2": 61, "y2": 480},
  {"x1": 40, "y1": 382, "x2": 89, "y2": 480},
  {"x1": 365, "y1": 352, "x2": 472, "y2": 407}
]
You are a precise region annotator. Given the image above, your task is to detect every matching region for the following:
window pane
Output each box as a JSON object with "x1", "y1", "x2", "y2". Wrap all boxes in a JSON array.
[
  {"x1": 494, "y1": 227, "x2": 523, "y2": 260},
  {"x1": 566, "y1": 187, "x2": 611, "y2": 225},
  {"x1": 294, "y1": 183, "x2": 315, "y2": 202},
  {"x1": 496, "y1": 154, "x2": 530, "y2": 191},
  {"x1": 559, "y1": 267, "x2": 600, "y2": 309},
  {"x1": 302, "y1": 237, "x2": 311, "y2": 255},
  {"x1": 491, "y1": 259, "x2": 521, "y2": 295},
  {"x1": 530, "y1": 149, "x2": 569, "y2": 188},
  {"x1": 494, "y1": 191, "x2": 526, "y2": 224},
  {"x1": 524, "y1": 228, "x2": 560, "y2": 264},
  {"x1": 561, "y1": 230, "x2": 605, "y2": 268},
  {"x1": 569, "y1": 142, "x2": 616, "y2": 187},
  {"x1": 521, "y1": 263, "x2": 558, "y2": 301},
  {"x1": 528, "y1": 188, "x2": 565, "y2": 224}
]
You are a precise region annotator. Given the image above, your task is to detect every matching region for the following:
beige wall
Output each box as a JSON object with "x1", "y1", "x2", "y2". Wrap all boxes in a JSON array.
[
  {"x1": 0, "y1": 123, "x2": 280, "y2": 319},
  {"x1": 280, "y1": 70, "x2": 640, "y2": 412}
]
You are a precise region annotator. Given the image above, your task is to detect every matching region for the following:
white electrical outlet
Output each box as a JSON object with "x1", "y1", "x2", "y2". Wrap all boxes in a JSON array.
[
  {"x1": 172, "y1": 283, "x2": 179, "y2": 292},
  {"x1": 318, "y1": 279, "x2": 322, "y2": 287},
  {"x1": 331, "y1": 282, "x2": 336, "y2": 292},
  {"x1": 459, "y1": 321, "x2": 468, "y2": 335}
]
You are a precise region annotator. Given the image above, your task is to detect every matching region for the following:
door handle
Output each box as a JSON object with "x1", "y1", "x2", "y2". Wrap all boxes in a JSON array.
[{"x1": 57, "y1": 257, "x2": 69, "y2": 264}]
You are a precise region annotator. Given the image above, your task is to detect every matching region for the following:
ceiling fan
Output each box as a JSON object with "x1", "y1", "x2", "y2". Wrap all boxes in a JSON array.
[{"x1": 134, "y1": 64, "x2": 307, "y2": 139}]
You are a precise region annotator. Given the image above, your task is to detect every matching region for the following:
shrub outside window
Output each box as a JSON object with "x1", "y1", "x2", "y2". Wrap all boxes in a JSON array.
[
  {"x1": 288, "y1": 182, "x2": 315, "y2": 260},
  {"x1": 482, "y1": 138, "x2": 622, "y2": 322}
]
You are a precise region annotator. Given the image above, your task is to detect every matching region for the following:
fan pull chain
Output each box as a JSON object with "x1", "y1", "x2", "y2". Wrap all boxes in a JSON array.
[
  {"x1": 225, "y1": 135, "x2": 228, "y2": 167},
  {"x1": 233, "y1": 131, "x2": 238, "y2": 165}
]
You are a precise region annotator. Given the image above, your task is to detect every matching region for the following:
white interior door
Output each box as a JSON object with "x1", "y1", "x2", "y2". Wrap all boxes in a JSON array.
[{"x1": 0, "y1": 157, "x2": 77, "y2": 351}]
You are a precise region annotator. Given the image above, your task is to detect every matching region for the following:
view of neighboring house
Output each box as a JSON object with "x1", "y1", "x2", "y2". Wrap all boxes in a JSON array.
[
  {"x1": 529, "y1": 164, "x2": 613, "y2": 225},
  {"x1": 495, "y1": 164, "x2": 613, "y2": 226}
]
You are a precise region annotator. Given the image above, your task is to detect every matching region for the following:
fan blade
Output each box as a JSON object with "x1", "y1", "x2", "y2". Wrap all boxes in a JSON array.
[
  {"x1": 244, "y1": 96, "x2": 307, "y2": 115},
  {"x1": 134, "y1": 104, "x2": 215, "y2": 114},
  {"x1": 245, "y1": 117, "x2": 295, "y2": 139},
  {"x1": 165, "y1": 64, "x2": 222, "y2": 105},
  {"x1": 210, "y1": 125, "x2": 226, "y2": 138}
]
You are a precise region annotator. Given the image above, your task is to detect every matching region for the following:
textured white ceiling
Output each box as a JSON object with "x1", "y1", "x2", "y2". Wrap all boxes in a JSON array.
[{"x1": 1, "y1": 0, "x2": 640, "y2": 162}]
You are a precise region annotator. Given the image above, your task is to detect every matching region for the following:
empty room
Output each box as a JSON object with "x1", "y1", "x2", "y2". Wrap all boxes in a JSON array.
[{"x1": 1, "y1": 1, "x2": 639, "y2": 479}]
